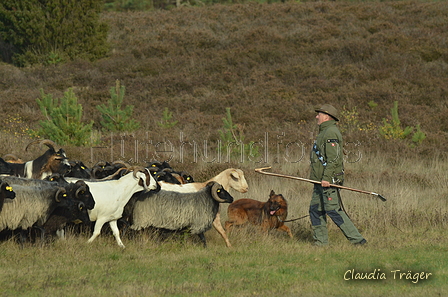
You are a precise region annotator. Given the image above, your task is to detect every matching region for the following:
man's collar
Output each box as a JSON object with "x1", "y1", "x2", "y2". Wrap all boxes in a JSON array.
[{"x1": 319, "y1": 120, "x2": 337, "y2": 130}]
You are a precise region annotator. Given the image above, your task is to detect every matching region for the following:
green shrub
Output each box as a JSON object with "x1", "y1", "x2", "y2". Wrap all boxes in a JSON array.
[
  {"x1": 158, "y1": 107, "x2": 178, "y2": 129},
  {"x1": 379, "y1": 101, "x2": 413, "y2": 140},
  {"x1": 411, "y1": 124, "x2": 426, "y2": 146},
  {"x1": 97, "y1": 80, "x2": 140, "y2": 132},
  {"x1": 379, "y1": 101, "x2": 426, "y2": 146},
  {"x1": 218, "y1": 107, "x2": 258, "y2": 161},
  {"x1": 0, "y1": 0, "x2": 109, "y2": 66},
  {"x1": 34, "y1": 88, "x2": 93, "y2": 146}
]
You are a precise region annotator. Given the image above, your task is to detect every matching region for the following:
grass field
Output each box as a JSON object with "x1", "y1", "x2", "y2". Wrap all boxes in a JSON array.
[
  {"x1": 0, "y1": 1, "x2": 447, "y2": 295},
  {"x1": 0, "y1": 153, "x2": 446, "y2": 296}
]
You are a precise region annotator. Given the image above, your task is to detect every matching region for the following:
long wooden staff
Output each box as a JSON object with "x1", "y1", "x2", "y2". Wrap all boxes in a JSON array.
[{"x1": 255, "y1": 167, "x2": 387, "y2": 202}]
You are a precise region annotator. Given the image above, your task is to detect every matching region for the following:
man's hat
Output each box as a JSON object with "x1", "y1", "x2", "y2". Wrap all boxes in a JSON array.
[{"x1": 315, "y1": 104, "x2": 339, "y2": 121}]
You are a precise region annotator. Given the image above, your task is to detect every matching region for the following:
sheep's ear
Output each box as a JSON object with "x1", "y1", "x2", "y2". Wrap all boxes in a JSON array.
[{"x1": 230, "y1": 170, "x2": 239, "y2": 180}]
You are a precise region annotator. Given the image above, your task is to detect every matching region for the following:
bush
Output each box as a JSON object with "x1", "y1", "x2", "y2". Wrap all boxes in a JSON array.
[
  {"x1": 379, "y1": 101, "x2": 413, "y2": 140},
  {"x1": 34, "y1": 88, "x2": 93, "y2": 146},
  {"x1": 97, "y1": 80, "x2": 140, "y2": 132},
  {"x1": 0, "y1": 0, "x2": 109, "y2": 66}
]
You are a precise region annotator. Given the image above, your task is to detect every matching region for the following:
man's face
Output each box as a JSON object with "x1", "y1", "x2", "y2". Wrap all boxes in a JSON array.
[{"x1": 316, "y1": 112, "x2": 330, "y2": 125}]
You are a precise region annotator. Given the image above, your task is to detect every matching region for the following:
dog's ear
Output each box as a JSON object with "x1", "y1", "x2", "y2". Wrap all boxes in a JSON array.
[{"x1": 270, "y1": 190, "x2": 275, "y2": 196}]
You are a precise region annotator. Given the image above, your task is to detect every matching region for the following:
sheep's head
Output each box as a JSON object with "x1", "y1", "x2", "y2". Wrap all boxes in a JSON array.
[
  {"x1": 228, "y1": 169, "x2": 249, "y2": 193},
  {"x1": 0, "y1": 181, "x2": 15, "y2": 200},
  {"x1": 73, "y1": 180, "x2": 95, "y2": 210},
  {"x1": 208, "y1": 181, "x2": 234, "y2": 204},
  {"x1": 26, "y1": 139, "x2": 71, "y2": 176},
  {"x1": 132, "y1": 166, "x2": 158, "y2": 192},
  {"x1": 66, "y1": 160, "x2": 91, "y2": 179}
]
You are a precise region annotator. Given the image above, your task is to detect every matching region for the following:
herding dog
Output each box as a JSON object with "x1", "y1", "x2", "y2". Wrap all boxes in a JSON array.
[{"x1": 224, "y1": 190, "x2": 293, "y2": 238}]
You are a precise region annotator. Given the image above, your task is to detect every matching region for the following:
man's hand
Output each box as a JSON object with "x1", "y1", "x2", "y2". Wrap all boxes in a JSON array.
[{"x1": 321, "y1": 180, "x2": 331, "y2": 188}]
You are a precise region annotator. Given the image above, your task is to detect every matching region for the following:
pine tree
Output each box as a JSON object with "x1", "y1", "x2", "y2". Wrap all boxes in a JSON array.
[
  {"x1": 0, "y1": 0, "x2": 109, "y2": 66},
  {"x1": 36, "y1": 88, "x2": 93, "y2": 146},
  {"x1": 97, "y1": 80, "x2": 140, "y2": 132}
]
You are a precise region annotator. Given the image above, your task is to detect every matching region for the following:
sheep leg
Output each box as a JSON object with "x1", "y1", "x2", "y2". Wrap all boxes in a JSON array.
[
  {"x1": 109, "y1": 220, "x2": 125, "y2": 248},
  {"x1": 18, "y1": 229, "x2": 27, "y2": 249},
  {"x1": 36, "y1": 226, "x2": 47, "y2": 246},
  {"x1": 198, "y1": 233, "x2": 207, "y2": 248},
  {"x1": 118, "y1": 218, "x2": 130, "y2": 236},
  {"x1": 56, "y1": 228, "x2": 65, "y2": 239},
  {"x1": 212, "y1": 212, "x2": 232, "y2": 248},
  {"x1": 87, "y1": 218, "x2": 108, "y2": 244}
]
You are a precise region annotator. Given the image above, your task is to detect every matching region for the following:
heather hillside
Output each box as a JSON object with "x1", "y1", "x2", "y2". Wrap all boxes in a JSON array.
[{"x1": 0, "y1": 1, "x2": 447, "y2": 170}]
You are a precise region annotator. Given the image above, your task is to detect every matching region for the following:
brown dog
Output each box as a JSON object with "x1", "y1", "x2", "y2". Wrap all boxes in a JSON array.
[{"x1": 225, "y1": 190, "x2": 293, "y2": 238}]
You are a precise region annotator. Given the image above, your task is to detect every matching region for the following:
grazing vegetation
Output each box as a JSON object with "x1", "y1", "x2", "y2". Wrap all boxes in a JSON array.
[
  {"x1": 0, "y1": 0, "x2": 109, "y2": 66},
  {"x1": 0, "y1": 1, "x2": 447, "y2": 296},
  {"x1": 34, "y1": 88, "x2": 94, "y2": 146},
  {"x1": 97, "y1": 80, "x2": 141, "y2": 132}
]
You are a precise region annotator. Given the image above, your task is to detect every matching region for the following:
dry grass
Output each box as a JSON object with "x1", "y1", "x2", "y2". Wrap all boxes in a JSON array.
[
  {"x1": 0, "y1": 2, "x2": 447, "y2": 296},
  {"x1": 0, "y1": 153, "x2": 447, "y2": 296},
  {"x1": 0, "y1": 1, "x2": 447, "y2": 161}
]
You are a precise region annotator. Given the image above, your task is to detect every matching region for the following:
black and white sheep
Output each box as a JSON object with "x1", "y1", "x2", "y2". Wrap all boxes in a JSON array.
[
  {"x1": 5, "y1": 139, "x2": 71, "y2": 179},
  {"x1": 65, "y1": 167, "x2": 158, "y2": 248},
  {"x1": 131, "y1": 181, "x2": 234, "y2": 247},
  {"x1": 0, "y1": 177, "x2": 90, "y2": 242}
]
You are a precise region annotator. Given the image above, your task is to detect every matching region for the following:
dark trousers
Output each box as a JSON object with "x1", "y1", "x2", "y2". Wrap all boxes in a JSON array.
[{"x1": 309, "y1": 184, "x2": 364, "y2": 245}]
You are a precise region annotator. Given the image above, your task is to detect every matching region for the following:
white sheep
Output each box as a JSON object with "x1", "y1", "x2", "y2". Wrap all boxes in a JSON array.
[
  {"x1": 156, "y1": 168, "x2": 248, "y2": 248},
  {"x1": 131, "y1": 181, "x2": 234, "y2": 247},
  {"x1": 66, "y1": 168, "x2": 158, "y2": 248}
]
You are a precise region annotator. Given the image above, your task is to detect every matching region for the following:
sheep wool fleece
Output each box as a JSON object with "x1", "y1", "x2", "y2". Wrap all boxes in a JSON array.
[{"x1": 309, "y1": 120, "x2": 365, "y2": 246}]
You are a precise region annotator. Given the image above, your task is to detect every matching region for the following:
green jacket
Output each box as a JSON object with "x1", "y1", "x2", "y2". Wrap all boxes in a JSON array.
[{"x1": 309, "y1": 120, "x2": 344, "y2": 183}]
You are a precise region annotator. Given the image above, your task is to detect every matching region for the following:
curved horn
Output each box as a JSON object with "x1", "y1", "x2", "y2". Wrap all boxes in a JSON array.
[
  {"x1": 2, "y1": 154, "x2": 21, "y2": 162},
  {"x1": 40, "y1": 139, "x2": 59, "y2": 151},
  {"x1": 93, "y1": 160, "x2": 108, "y2": 167},
  {"x1": 112, "y1": 160, "x2": 131, "y2": 168},
  {"x1": 55, "y1": 187, "x2": 67, "y2": 203},
  {"x1": 75, "y1": 186, "x2": 87, "y2": 198},
  {"x1": 131, "y1": 166, "x2": 147, "y2": 178},
  {"x1": 210, "y1": 182, "x2": 227, "y2": 203},
  {"x1": 78, "y1": 201, "x2": 85, "y2": 211},
  {"x1": 131, "y1": 166, "x2": 150, "y2": 190},
  {"x1": 25, "y1": 139, "x2": 41, "y2": 152},
  {"x1": 25, "y1": 139, "x2": 59, "y2": 152},
  {"x1": 98, "y1": 167, "x2": 129, "y2": 180},
  {"x1": 91, "y1": 166, "x2": 102, "y2": 178}
]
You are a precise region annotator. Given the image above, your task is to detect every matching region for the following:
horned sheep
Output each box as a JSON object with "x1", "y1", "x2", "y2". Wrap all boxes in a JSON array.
[
  {"x1": 0, "y1": 177, "x2": 90, "y2": 241},
  {"x1": 65, "y1": 167, "x2": 158, "y2": 248},
  {"x1": 0, "y1": 180, "x2": 16, "y2": 213},
  {"x1": 131, "y1": 181, "x2": 234, "y2": 247},
  {"x1": 5, "y1": 139, "x2": 71, "y2": 179},
  {"x1": 156, "y1": 168, "x2": 248, "y2": 248}
]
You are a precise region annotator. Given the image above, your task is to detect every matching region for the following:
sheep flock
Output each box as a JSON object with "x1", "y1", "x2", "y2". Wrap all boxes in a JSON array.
[{"x1": 0, "y1": 139, "x2": 266, "y2": 249}]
